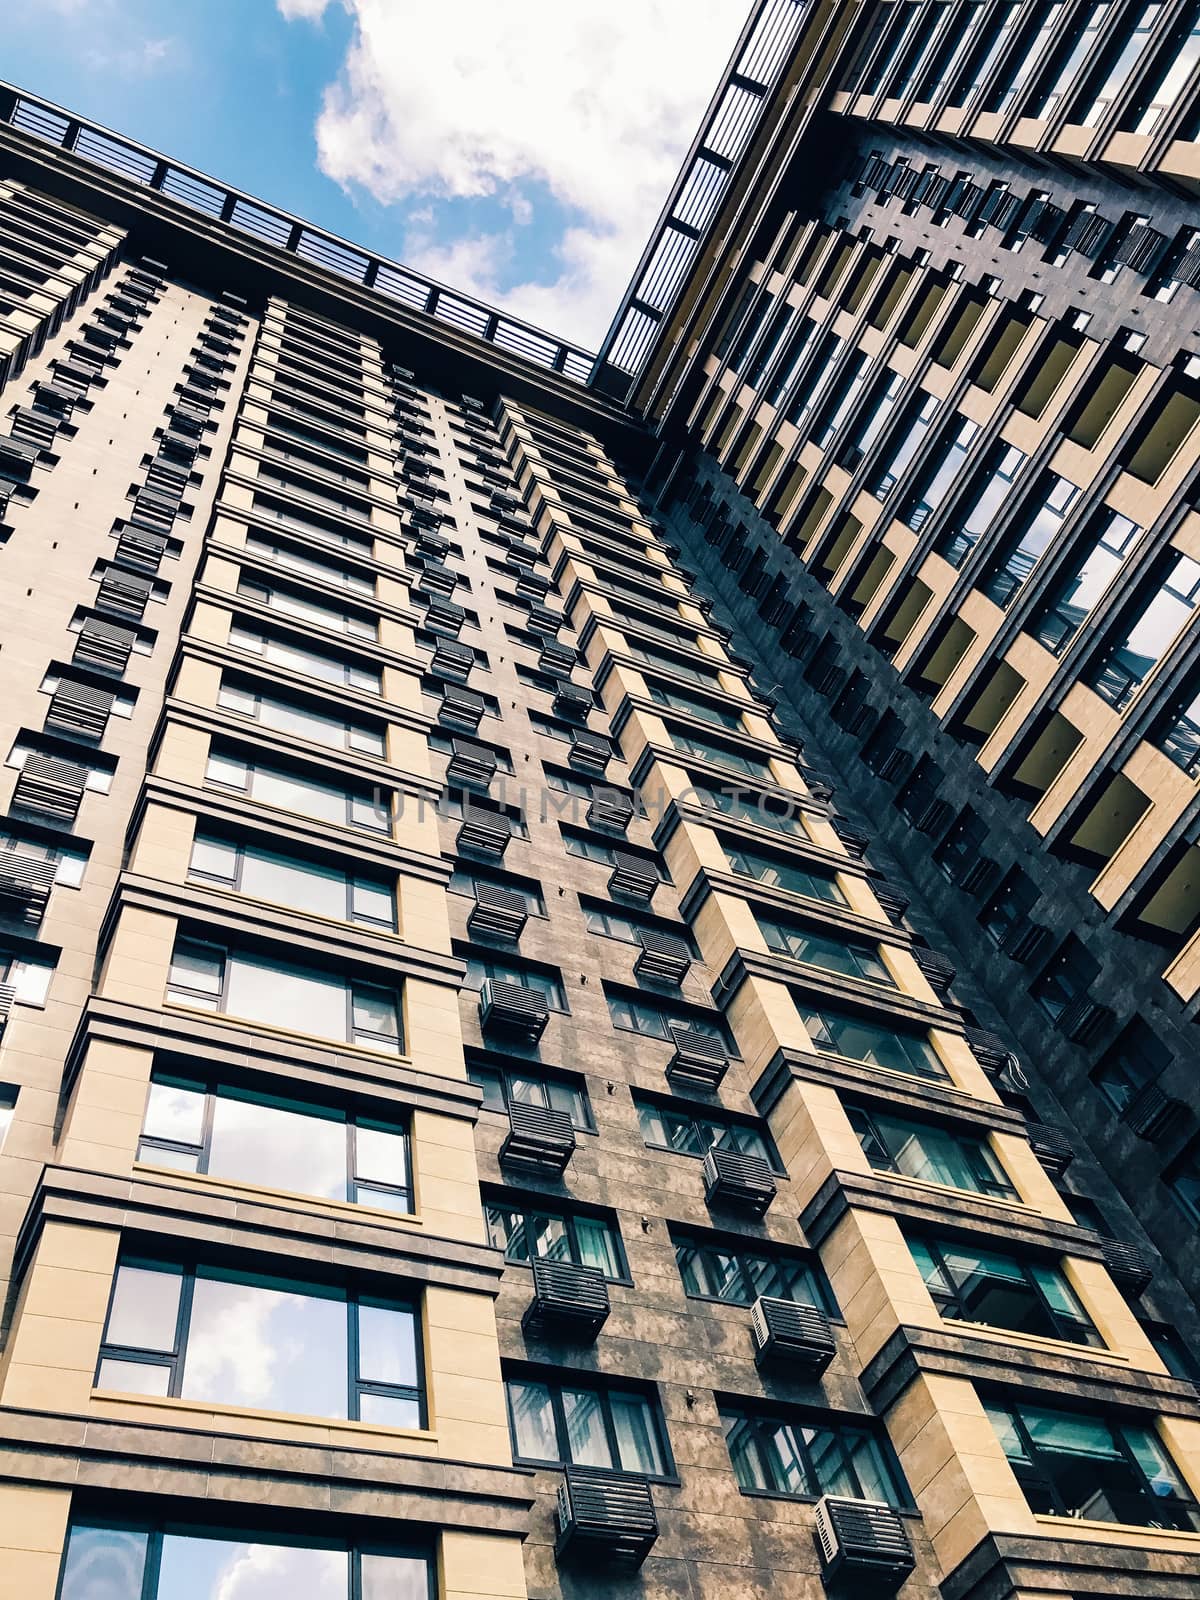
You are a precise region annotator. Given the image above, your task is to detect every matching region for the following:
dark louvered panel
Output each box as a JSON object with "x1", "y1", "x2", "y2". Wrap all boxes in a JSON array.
[
  {"x1": 438, "y1": 685, "x2": 486, "y2": 733},
  {"x1": 814, "y1": 1497, "x2": 915, "y2": 1593},
  {"x1": 1027, "y1": 1121, "x2": 1076, "y2": 1177},
  {"x1": 145, "y1": 457, "x2": 190, "y2": 497},
  {"x1": 871, "y1": 881, "x2": 909, "y2": 927},
  {"x1": 702, "y1": 1147, "x2": 776, "y2": 1217},
  {"x1": 1121, "y1": 1083, "x2": 1187, "y2": 1143},
  {"x1": 523, "y1": 1258, "x2": 610, "y2": 1340},
  {"x1": 999, "y1": 921, "x2": 1053, "y2": 967},
  {"x1": 490, "y1": 489, "x2": 522, "y2": 515},
  {"x1": 634, "y1": 928, "x2": 691, "y2": 985},
  {"x1": 410, "y1": 502, "x2": 444, "y2": 533},
  {"x1": 963, "y1": 1027, "x2": 1029, "y2": 1093},
  {"x1": 500, "y1": 1099, "x2": 576, "y2": 1173},
  {"x1": 977, "y1": 185, "x2": 1014, "y2": 227},
  {"x1": 1031, "y1": 201, "x2": 1066, "y2": 244},
  {"x1": 456, "y1": 811, "x2": 510, "y2": 858},
  {"x1": 800, "y1": 762, "x2": 837, "y2": 801},
  {"x1": 527, "y1": 602, "x2": 564, "y2": 637},
  {"x1": 1100, "y1": 1236, "x2": 1154, "y2": 1296},
  {"x1": 128, "y1": 490, "x2": 178, "y2": 535},
  {"x1": 446, "y1": 737, "x2": 497, "y2": 789},
  {"x1": 480, "y1": 978, "x2": 550, "y2": 1039},
  {"x1": 912, "y1": 946, "x2": 956, "y2": 997},
  {"x1": 750, "y1": 1295, "x2": 836, "y2": 1375},
  {"x1": 425, "y1": 596, "x2": 466, "y2": 635},
  {"x1": 1057, "y1": 994, "x2": 1115, "y2": 1047},
  {"x1": 0, "y1": 435, "x2": 39, "y2": 475},
  {"x1": 0, "y1": 853, "x2": 57, "y2": 922},
  {"x1": 430, "y1": 638, "x2": 475, "y2": 683},
  {"x1": 609, "y1": 850, "x2": 657, "y2": 902},
  {"x1": 1063, "y1": 209, "x2": 1113, "y2": 258},
  {"x1": 553, "y1": 680, "x2": 592, "y2": 720},
  {"x1": 418, "y1": 562, "x2": 460, "y2": 598},
  {"x1": 467, "y1": 882, "x2": 528, "y2": 941},
  {"x1": 1114, "y1": 223, "x2": 1166, "y2": 272},
  {"x1": 115, "y1": 525, "x2": 168, "y2": 572},
  {"x1": 830, "y1": 817, "x2": 870, "y2": 859},
  {"x1": 587, "y1": 789, "x2": 635, "y2": 832},
  {"x1": 166, "y1": 403, "x2": 208, "y2": 437},
  {"x1": 0, "y1": 982, "x2": 17, "y2": 1030},
  {"x1": 505, "y1": 542, "x2": 538, "y2": 574},
  {"x1": 958, "y1": 855, "x2": 1002, "y2": 897},
  {"x1": 539, "y1": 638, "x2": 577, "y2": 674},
  {"x1": 74, "y1": 618, "x2": 136, "y2": 675},
  {"x1": 555, "y1": 1466, "x2": 658, "y2": 1572},
  {"x1": 569, "y1": 729, "x2": 613, "y2": 775},
  {"x1": 12, "y1": 755, "x2": 88, "y2": 822},
  {"x1": 96, "y1": 568, "x2": 153, "y2": 620},
  {"x1": 46, "y1": 679, "x2": 115, "y2": 740},
  {"x1": 415, "y1": 529, "x2": 451, "y2": 561},
  {"x1": 667, "y1": 1024, "x2": 729, "y2": 1091}
]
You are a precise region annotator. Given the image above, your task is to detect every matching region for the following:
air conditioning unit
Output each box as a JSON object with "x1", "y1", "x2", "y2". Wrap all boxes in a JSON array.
[
  {"x1": 500, "y1": 1100, "x2": 576, "y2": 1174},
  {"x1": 569, "y1": 730, "x2": 612, "y2": 776},
  {"x1": 437, "y1": 686, "x2": 486, "y2": 734},
  {"x1": 702, "y1": 1148, "x2": 776, "y2": 1217},
  {"x1": 523, "y1": 1258, "x2": 610, "y2": 1341},
  {"x1": 553, "y1": 680, "x2": 592, "y2": 720},
  {"x1": 115, "y1": 526, "x2": 168, "y2": 573},
  {"x1": 456, "y1": 811, "x2": 510, "y2": 859},
  {"x1": 1121, "y1": 1083, "x2": 1186, "y2": 1143},
  {"x1": 0, "y1": 853, "x2": 57, "y2": 923},
  {"x1": 12, "y1": 755, "x2": 89, "y2": 823},
  {"x1": 912, "y1": 946, "x2": 955, "y2": 997},
  {"x1": 45, "y1": 679, "x2": 115, "y2": 741},
  {"x1": 96, "y1": 569, "x2": 153, "y2": 621},
  {"x1": 587, "y1": 789, "x2": 635, "y2": 833},
  {"x1": 467, "y1": 881, "x2": 528, "y2": 942},
  {"x1": 813, "y1": 1497, "x2": 915, "y2": 1594},
  {"x1": 666, "y1": 1025, "x2": 728, "y2": 1092},
  {"x1": 479, "y1": 978, "x2": 549, "y2": 1040},
  {"x1": 634, "y1": 928, "x2": 691, "y2": 986},
  {"x1": 430, "y1": 638, "x2": 475, "y2": 683},
  {"x1": 73, "y1": 618, "x2": 136, "y2": 676},
  {"x1": 445, "y1": 738, "x2": 497, "y2": 790},
  {"x1": 609, "y1": 850, "x2": 657, "y2": 902},
  {"x1": 1026, "y1": 1121, "x2": 1075, "y2": 1177},
  {"x1": 750, "y1": 1296, "x2": 836, "y2": 1377},
  {"x1": 555, "y1": 1466, "x2": 658, "y2": 1572},
  {"x1": 1100, "y1": 1235, "x2": 1154, "y2": 1297}
]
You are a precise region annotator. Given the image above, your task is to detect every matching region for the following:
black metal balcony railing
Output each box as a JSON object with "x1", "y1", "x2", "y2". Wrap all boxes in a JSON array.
[
  {"x1": 523, "y1": 1257, "x2": 610, "y2": 1341},
  {"x1": 703, "y1": 1147, "x2": 776, "y2": 1216},
  {"x1": 813, "y1": 1497, "x2": 915, "y2": 1594},
  {"x1": 0, "y1": 84, "x2": 594, "y2": 384},
  {"x1": 555, "y1": 1465, "x2": 658, "y2": 1571},
  {"x1": 750, "y1": 1295, "x2": 836, "y2": 1376},
  {"x1": 499, "y1": 1100, "x2": 576, "y2": 1174}
]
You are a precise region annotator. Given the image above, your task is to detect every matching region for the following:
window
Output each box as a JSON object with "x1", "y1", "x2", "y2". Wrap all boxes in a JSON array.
[
  {"x1": 1123, "y1": 5, "x2": 1200, "y2": 132},
  {"x1": 469, "y1": 1061, "x2": 589, "y2": 1129},
  {"x1": 205, "y1": 745, "x2": 390, "y2": 833},
  {"x1": 786, "y1": 331, "x2": 845, "y2": 431},
  {"x1": 1168, "y1": 1143, "x2": 1200, "y2": 1226},
  {"x1": 838, "y1": 368, "x2": 903, "y2": 471},
  {"x1": 812, "y1": 350, "x2": 869, "y2": 448},
  {"x1": 917, "y1": 0, "x2": 984, "y2": 98},
  {"x1": 449, "y1": 869, "x2": 545, "y2": 915},
  {"x1": 635, "y1": 1094, "x2": 774, "y2": 1166},
  {"x1": 764, "y1": 316, "x2": 818, "y2": 407},
  {"x1": 907, "y1": 1234, "x2": 1102, "y2": 1345},
  {"x1": 935, "y1": 442, "x2": 1027, "y2": 568},
  {"x1": 1152, "y1": 678, "x2": 1200, "y2": 776},
  {"x1": 728, "y1": 289, "x2": 775, "y2": 374},
  {"x1": 1087, "y1": 552, "x2": 1200, "y2": 709},
  {"x1": 983, "y1": 2, "x2": 1066, "y2": 111},
  {"x1": 759, "y1": 916, "x2": 892, "y2": 987},
  {"x1": 0, "y1": 832, "x2": 86, "y2": 888},
  {"x1": 97, "y1": 1258, "x2": 422, "y2": 1423},
  {"x1": 0, "y1": 1085, "x2": 14, "y2": 1152},
  {"x1": 848, "y1": 1104, "x2": 1017, "y2": 1198},
  {"x1": 486, "y1": 1199, "x2": 624, "y2": 1279},
  {"x1": 57, "y1": 1522, "x2": 430, "y2": 1600},
  {"x1": 218, "y1": 678, "x2": 384, "y2": 756},
  {"x1": 609, "y1": 990, "x2": 731, "y2": 1049},
  {"x1": 721, "y1": 1404, "x2": 906, "y2": 1506},
  {"x1": 428, "y1": 730, "x2": 514, "y2": 772},
  {"x1": 237, "y1": 573, "x2": 376, "y2": 639},
  {"x1": 1093, "y1": 1020, "x2": 1170, "y2": 1117},
  {"x1": 987, "y1": 1398, "x2": 1200, "y2": 1529},
  {"x1": 692, "y1": 781, "x2": 809, "y2": 840},
  {"x1": 1073, "y1": 1, "x2": 1163, "y2": 126},
  {"x1": 461, "y1": 954, "x2": 567, "y2": 1010},
  {"x1": 868, "y1": 390, "x2": 938, "y2": 497},
  {"x1": 230, "y1": 622, "x2": 380, "y2": 693},
  {"x1": 584, "y1": 903, "x2": 695, "y2": 953},
  {"x1": 623, "y1": 638, "x2": 722, "y2": 688},
  {"x1": 167, "y1": 939, "x2": 403, "y2": 1053},
  {"x1": 190, "y1": 834, "x2": 394, "y2": 928},
  {"x1": 800, "y1": 1004, "x2": 945, "y2": 1079},
  {"x1": 673, "y1": 1230, "x2": 836, "y2": 1313},
  {"x1": 1030, "y1": 507, "x2": 1140, "y2": 654},
  {"x1": 744, "y1": 301, "x2": 799, "y2": 390},
  {"x1": 137, "y1": 1076, "x2": 411, "y2": 1211},
  {"x1": 899, "y1": 415, "x2": 978, "y2": 530},
  {"x1": 668, "y1": 726, "x2": 773, "y2": 781},
  {"x1": 647, "y1": 679, "x2": 743, "y2": 731},
  {"x1": 1028, "y1": 1, "x2": 1113, "y2": 117},
  {"x1": 1029, "y1": 936, "x2": 1099, "y2": 1022},
  {"x1": 724, "y1": 841, "x2": 843, "y2": 902},
  {"x1": 0, "y1": 951, "x2": 54, "y2": 1006},
  {"x1": 506, "y1": 1374, "x2": 669, "y2": 1475},
  {"x1": 561, "y1": 828, "x2": 661, "y2": 872},
  {"x1": 979, "y1": 869, "x2": 1039, "y2": 949},
  {"x1": 979, "y1": 474, "x2": 1080, "y2": 607}
]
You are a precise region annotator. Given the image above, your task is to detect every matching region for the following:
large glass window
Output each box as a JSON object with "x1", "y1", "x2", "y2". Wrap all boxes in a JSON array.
[
  {"x1": 238, "y1": 573, "x2": 376, "y2": 639},
  {"x1": 899, "y1": 415, "x2": 978, "y2": 530},
  {"x1": 692, "y1": 781, "x2": 809, "y2": 839},
  {"x1": 608, "y1": 991, "x2": 732, "y2": 1049},
  {"x1": 218, "y1": 677, "x2": 384, "y2": 756},
  {"x1": 634, "y1": 1094, "x2": 775, "y2": 1166},
  {"x1": 983, "y1": 3, "x2": 1066, "y2": 111},
  {"x1": 167, "y1": 939, "x2": 402, "y2": 1053},
  {"x1": 97, "y1": 1258, "x2": 422, "y2": 1424},
  {"x1": 1123, "y1": 5, "x2": 1200, "y2": 132},
  {"x1": 787, "y1": 331, "x2": 846, "y2": 432},
  {"x1": 230, "y1": 622, "x2": 380, "y2": 693},
  {"x1": 764, "y1": 316, "x2": 817, "y2": 407},
  {"x1": 1028, "y1": 1, "x2": 1113, "y2": 117},
  {"x1": 838, "y1": 368, "x2": 903, "y2": 472},
  {"x1": 723, "y1": 842, "x2": 845, "y2": 902},
  {"x1": 1030, "y1": 507, "x2": 1140, "y2": 654},
  {"x1": 673, "y1": 1230, "x2": 836, "y2": 1313},
  {"x1": 646, "y1": 679, "x2": 743, "y2": 731},
  {"x1": 245, "y1": 528, "x2": 373, "y2": 589},
  {"x1": 58, "y1": 1521, "x2": 430, "y2": 1600},
  {"x1": 1087, "y1": 552, "x2": 1200, "y2": 709},
  {"x1": 0, "y1": 1086, "x2": 14, "y2": 1154},
  {"x1": 721, "y1": 1404, "x2": 906, "y2": 1506},
  {"x1": 936, "y1": 442, "x2": 1027, "y2": 568},
  {"x1": 800, "y1": 1005, "x2": 945, "y2": 1079},
  {"x1": 848, "y1": 1104, "x2": 1017, "y2": 1198},
  {"x1": 486, "y1": 1199, "x2": 625, "y2": 1279},
  {"x1": 758, "y1": 916, "x2": 893, "y2": 986},
  {"x1": 468, "y1": 1061, "x2": 589, "y2": 1129},
  {"x1": 987, "y1": 1398, "x2": 1200, "y2": 1529},
  {"x1": 205, "y1": 745, "x2": 390, "y2": 833},
  {"x1": 137, "y1": 1076, "x2": 410, "y2": 1212},
  {"x1": 623, "y1": 638, "x2": 721, "y2": 688},
  {"x1": 1152, "y1": 677, "x2": 1200, "y2": 776},
  {"x1": 744, "y1": 302, "x2": 799, "y2": 390},
  {"x1": 507, "y1": 1376, "x2": 669, "y2": 1475},
  {"x1": 868, "y1": 390, "x2": 938, "y2": 498},
  {"x1": 668, "y1": 726, "x2": 774, "y2": 781},
  {"x1": 1072, "y1": 1, "x2": 1163, "y2": 126},
  {"x1": 979, "y1": 474, "x2": 1080, "y2": 607},
  {"x1": 462, "y1": 955, "x2": 566, "y2": 1010},
  {"x1": 907, "y1": 1234, "x2": 1102, "y2": 1345},
  {"x1": 189, "y1": 833, "x2": 394, "y2": 929},
  {"x1": 947, "y1": 0, "x2": 1019, "y2": 103}
]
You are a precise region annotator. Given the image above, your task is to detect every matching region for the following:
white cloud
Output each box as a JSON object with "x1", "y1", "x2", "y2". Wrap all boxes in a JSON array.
[{"x1": 279, "y1": 0, "x2": 748, "y2": 347}]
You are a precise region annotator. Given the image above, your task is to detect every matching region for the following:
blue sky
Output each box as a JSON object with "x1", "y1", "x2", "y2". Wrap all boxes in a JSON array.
[{"x1": 3, "y1": 0, "x2": 748, "y2": 346}]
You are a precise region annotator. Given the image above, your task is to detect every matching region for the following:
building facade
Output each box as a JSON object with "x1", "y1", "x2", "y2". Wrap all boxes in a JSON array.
[{"x1": 0, "y1": 1, "x2": 1199, "y2": 1595}]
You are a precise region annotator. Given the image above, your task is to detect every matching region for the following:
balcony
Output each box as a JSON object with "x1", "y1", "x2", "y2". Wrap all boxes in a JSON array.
[
  {"x1": 750, "y1": 1296, "x2": 836, "y2": 1377},
  {"x1": 456, "y1": 812, "x2": 510, "y2": 859},
  {"x1": 437, "y1": 686, "x2": 486, "y2": 735},
  {"x1": 0, "y1": 853, "x2": 56, "y2": 923},
  {"x1": 702, "y1": 1148, "x2": 776, "y2": 1217},
  {"x1": 813, "y1": 1497, "x2": 914, "y2": 1595},
  {"x1": 587, "y1": 790, "x2": 635, "y2": 833},
  {"x1": 523, "y1": 1258, "x2": 610, "y2": 1341},
  {"x1": 634, "y1": 929, "x2": 691, "y2": 986},
  {"x1": 666, "y1": 1025, "x2": 728, "y2": 1092},
  {"x1": 569, "y1": 730, "x2": 613, "y2": 776},
  {"x1": 1026, "y1": 1122, "x2": 1075, "y2": 1177},
  {"x1": 445, "y1": 738, "x2": 496, "y2": 790},
  {"x1": 499, "y1": 1100, "x2": 576, "y2": 1174},
  {"x1": 467, "y1": 882, "x2": 527, "y2": 942},
  {"x1": 609, "y1": 850, "x2": 657, "y2": 902},
  {"x1": 555, "y1": 1466, "x2": 658, "y2": 1572},
  {"x1": 480, "y1": 978, "x2": 549, "y2": 1040}
]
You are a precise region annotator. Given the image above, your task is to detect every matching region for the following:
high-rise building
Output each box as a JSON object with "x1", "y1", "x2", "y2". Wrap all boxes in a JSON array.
[{"x1": 1, "y1": 0, "x2": 1200, "y2": 1592}]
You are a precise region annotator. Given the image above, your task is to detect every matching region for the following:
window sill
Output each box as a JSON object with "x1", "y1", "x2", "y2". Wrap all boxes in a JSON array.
[
  {"x1": 132, "y1": 1162, "x2": 422, "y2": 1228},
  {"x1": 873, "y1": 1168, "x2": 1037, "y2": 1215},
  {"x1": 513, "y1": 1456, "x2": 679, "y2": 1487},
  {"x1": 934, "y1": 1317, "x2": 1124, "y2": 1365},
  {"x1": 91, "y1": 1388, "x2": 438, "y2": 1447},
  {"x1": 162, "y1": 1000, "x2": 407, "y2": 1062},
  {"x1": 1032, "y1": 1513, "x2": 1200, "y2": 1548},
  {"x1": 735, "y1": 1487, "x2": 918, "y2": 1516}
]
